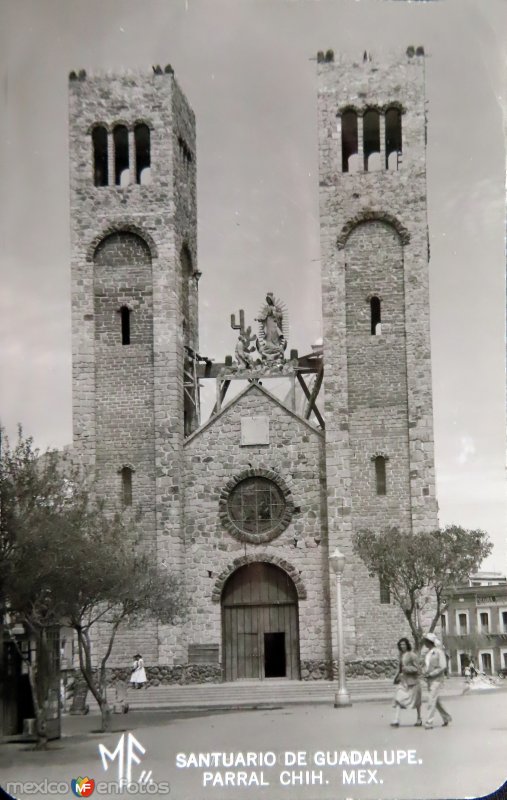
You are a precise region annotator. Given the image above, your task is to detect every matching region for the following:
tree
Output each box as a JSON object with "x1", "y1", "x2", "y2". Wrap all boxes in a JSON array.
[
  {"x1": 64, "y1": 547, "x2": 184, "y2": 733},
  {"x1": 0, "y1": 430, "x2": 70, "y2": 747},
  {"x1": 0, "y1": 429, "x2": 185, "y2": 741},
  {"x1": 353, "y1": 525, "x2": 492, "y2": 651}
]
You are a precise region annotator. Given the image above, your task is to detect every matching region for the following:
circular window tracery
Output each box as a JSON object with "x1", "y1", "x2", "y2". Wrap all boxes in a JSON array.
[{"x1": 219, "y1": 469, "x2": 294, "y2": 544}]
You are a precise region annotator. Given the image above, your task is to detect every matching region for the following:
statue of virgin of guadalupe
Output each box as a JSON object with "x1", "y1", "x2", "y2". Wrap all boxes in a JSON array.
[{"x1": 256, "y1": 293, "x2": 287, "y2": 362}]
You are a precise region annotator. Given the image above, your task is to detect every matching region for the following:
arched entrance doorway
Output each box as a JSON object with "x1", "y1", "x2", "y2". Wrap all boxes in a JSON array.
[{"x1": 221, "y1": 563, "x2": 300, "y2": 681}]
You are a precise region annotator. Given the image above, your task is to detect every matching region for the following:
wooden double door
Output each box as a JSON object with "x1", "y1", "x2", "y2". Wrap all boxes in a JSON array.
[{"x1": 222, "y1": 563, "x2": 300, "y2": 681}]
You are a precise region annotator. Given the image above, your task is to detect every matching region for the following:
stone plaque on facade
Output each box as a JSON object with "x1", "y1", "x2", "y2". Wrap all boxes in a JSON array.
[
  {"x1": 188, "y1": 644, "x2": 220, "y2": 664},
  {"x1": 240, "y1": 416, "x2": 270, "y2": 446}
]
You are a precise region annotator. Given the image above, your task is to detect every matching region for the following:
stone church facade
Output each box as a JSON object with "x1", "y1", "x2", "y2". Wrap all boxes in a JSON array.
[{"x1": 68, "y1": 49, "x2": 438, "y2": 683}]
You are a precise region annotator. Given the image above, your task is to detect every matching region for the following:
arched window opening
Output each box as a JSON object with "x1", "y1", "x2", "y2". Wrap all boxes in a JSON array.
[
  {"x1": 92, "y1": 126, "x2": 108, "y2": 187},
  {"x1": 385, "y1": 107, "x2": 402, "y2": 170},
  {"x1": 363, "y1": 110, "x2": 380, "y2": 172},
  {"x1": 375, "y1": 456, "x2": 387, "y2": 495},
  {"x1": 121, "y1": 467, "x2": 133, "y2": 507},
  {"x1": 113, "y1": 125, "x2": 129, "y2": 186},
  {"x1": 119, "y1": 306, "x2": 131, "y2": 345},
  {"x1": 134, "y1": 124, "x2": 151, "y2": 184},
  {"x1": 341, "y1": 110, "x2": 358, "y2": 173},
  {"x1": 370, "y1": 296, "x2": 381, "y2": 335},
  {"x1": 379, "y1": 578, "x2": 391, "y2": 604}
]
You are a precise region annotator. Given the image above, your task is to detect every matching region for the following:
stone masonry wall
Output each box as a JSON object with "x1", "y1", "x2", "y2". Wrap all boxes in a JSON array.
[
  {"x1": 318, "y1": 52, "x2": 439, "y2": 662},
  {"x1": 179, "y1": 383, "x2": 330, "y2": 672}
]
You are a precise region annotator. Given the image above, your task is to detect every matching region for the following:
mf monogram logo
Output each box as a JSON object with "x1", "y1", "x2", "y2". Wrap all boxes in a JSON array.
[{"x1": 98, "y1": 732, "x2": 152, "y2": 787}]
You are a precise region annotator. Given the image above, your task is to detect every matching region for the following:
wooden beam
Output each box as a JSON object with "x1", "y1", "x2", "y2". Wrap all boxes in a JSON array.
[
  {"x1": 212, "y1": 379, "x2": 231, "y2": 415},
  {"x1": 196, "y1": 358, "x2": 322, "y2": 379},
  {"x1": 296, "y1": 372, "x2": 325, "y2": 429},
  {"x1": 289, "y1": 373, "x2": 296, "y2": 412},
  {"x1": 296, "y1": 371, "x2": 311, "y2": 401},
  {"x1": 296, "y1": 353, "x2": 323, "y2": 371},
  {"x1": 304, "y1": 365, "x2": 325, "y2": 428},
  {"x1": 196, "y1": 363, "x2": 227, "y2": 379}
]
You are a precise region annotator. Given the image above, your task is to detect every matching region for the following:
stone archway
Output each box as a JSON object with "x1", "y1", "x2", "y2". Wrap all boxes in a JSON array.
[{"x1": 221, "y1": 562, "x2": 300, "y2": 682}]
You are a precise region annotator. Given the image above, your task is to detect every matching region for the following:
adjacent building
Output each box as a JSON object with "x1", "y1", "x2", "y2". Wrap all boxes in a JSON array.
[{"x1": 443, "y1": 574, "x2": 507, "y2": 675}]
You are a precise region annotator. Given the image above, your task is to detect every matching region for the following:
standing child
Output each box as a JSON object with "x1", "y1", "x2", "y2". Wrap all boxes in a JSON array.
[{"x1": 130, "y1": 653, "x2": 147, "y2": 689}]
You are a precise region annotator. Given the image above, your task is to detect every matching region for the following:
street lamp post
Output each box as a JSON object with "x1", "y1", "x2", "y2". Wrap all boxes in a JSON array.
[{"x1": 329, "y1": 547, "x2": 352, "y2": 707}]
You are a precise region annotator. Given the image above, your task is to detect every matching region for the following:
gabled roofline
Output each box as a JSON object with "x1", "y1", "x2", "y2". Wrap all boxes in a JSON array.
[{"x1": 184, "y1": 381, "x2": 324, "y2": 445}]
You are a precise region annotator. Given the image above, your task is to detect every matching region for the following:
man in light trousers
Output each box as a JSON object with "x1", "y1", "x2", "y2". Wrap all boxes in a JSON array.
[{"x1": 422, "y1": 632, "x2": 452, "y2": 729}]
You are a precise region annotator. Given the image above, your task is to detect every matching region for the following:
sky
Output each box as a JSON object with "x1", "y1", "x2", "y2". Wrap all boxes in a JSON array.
[{"x1": 0, "y1": 0, "x2": 505, "y2": 569}]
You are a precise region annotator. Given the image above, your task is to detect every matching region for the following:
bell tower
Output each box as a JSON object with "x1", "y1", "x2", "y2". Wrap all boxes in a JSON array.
[
  {"x1": 318, "y1": 50, "x2": 438, "y2": 660},
  {"x1": 69, "y1": 66, "x2": 198, "y2": 662}
]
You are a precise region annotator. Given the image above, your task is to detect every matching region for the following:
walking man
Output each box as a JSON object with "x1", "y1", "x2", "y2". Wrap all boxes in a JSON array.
[{"x1": 422, "y1": 633, "x2": 452, "y2": 729}]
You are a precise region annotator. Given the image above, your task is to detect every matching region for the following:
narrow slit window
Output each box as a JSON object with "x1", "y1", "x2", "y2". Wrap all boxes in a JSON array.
[
  {"x1": 113, "y1": 124, "x2": 129, "y2": 185},
  {"x1": 121, "y1": 467, "x2": 133, "y2": 507},
  {"x1": 385, "y1": 107, "x2": 402, "y2": 170},
  {"x1": 379, "y1": 578, "x2": 390, "y2": 605},
  {"x1": 363, "y1": 109, "x2": 380, "y2": 171},
  {"x1": 370, "y1": 296, "x2": 381, "y2": 335},
  {"x1": 341, "y1": 110, "x2": 358, "y2": 173},
  {"x1": 92, "y1": 126, "x2": 108, "y2": 186},
  {"x1": 119, "y1": 306, "x2": 131, "y2": 345},
  {"x1": 375, "y1": 456, "x2": 387, "y2": 495},
  {"x1": 135, "y1": 123, "x2": 151, "y2": 184}
]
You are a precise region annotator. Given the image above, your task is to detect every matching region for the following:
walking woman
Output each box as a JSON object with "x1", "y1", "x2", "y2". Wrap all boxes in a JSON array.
[{"x1": 391, "y1": 637, "x2": 422, "y2": 727}]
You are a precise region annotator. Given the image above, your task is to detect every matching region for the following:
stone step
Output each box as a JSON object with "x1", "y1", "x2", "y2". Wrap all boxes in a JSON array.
[
  {"x1": 84, "y1": 679, "x2": 395, "y2": 712},
  {"x1": 83, "y1": 676, "x2": 477, "y2": 713}
]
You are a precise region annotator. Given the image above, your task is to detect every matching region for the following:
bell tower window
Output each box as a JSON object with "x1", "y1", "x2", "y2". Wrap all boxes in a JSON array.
[
  {"x1": 113, "y1": 124, "x2": 129, "y2": 185},
  {"x1": 363, "y1": 109, "x2": 380, "y2": 171},
  {"x1": 92, "y1": 126, "x2": 108, "y2": 187},
  {"x1": 385, "y1": 107, "x2": 402, "y2": 170},
  {"x1": 135, "y1": 123, "x2": 151, "y2": 184},
  {"x1": 341, "y1": 110, "x2": 358, "y2": 173}
]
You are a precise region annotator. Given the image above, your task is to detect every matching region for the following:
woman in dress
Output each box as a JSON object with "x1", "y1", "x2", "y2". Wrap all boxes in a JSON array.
[
  {"x1": 390, "y1": 637, "x2": 422, "y2": 727},
  {"x1": 130, "y1": 653, "x2": 147, "y2": 689}
]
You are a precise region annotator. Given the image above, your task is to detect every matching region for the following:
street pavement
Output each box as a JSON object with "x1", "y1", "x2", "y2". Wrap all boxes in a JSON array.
[{"x1": 1, "y1": 691, "x2": 506, "y2": 800}]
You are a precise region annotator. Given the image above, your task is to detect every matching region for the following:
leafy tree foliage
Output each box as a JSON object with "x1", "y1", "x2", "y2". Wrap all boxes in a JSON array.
[
  {"x1": 0, "y1": 429, "x2": 185, "y2": 740},
  {"x1": 353, "y1": 525, "x2": 492, "y2": 650}
]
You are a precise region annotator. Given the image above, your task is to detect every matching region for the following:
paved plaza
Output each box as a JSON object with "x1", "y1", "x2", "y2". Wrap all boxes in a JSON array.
[{"x1": 1, "y1": 691, "x2": 506, "y2": 800}]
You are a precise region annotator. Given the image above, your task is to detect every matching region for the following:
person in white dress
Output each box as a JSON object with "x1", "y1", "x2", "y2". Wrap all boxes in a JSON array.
[{"x1": 130, "y1": 653, "x2": 147, "y2": 689}]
